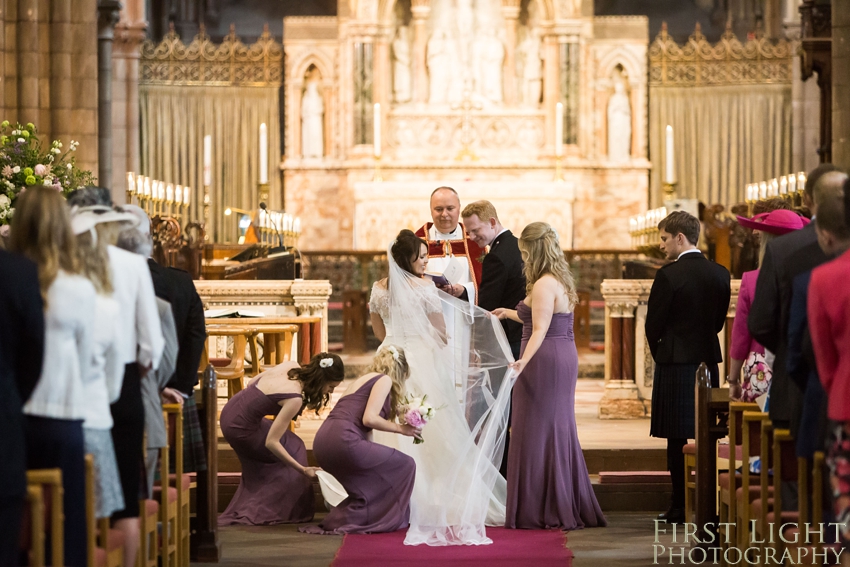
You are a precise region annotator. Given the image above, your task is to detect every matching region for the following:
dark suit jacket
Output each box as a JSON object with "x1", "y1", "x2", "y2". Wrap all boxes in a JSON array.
[
  {"x1": 476, "y1": 230, "x2": 526, "y2": 346},
  {"x1": 748, "y1": 222, "x2": 829, "y2": 425},
  {"x1": 148, "y1": 260, "x2": 207, "y2": 395},
  {"x1": 0, "y1": 250, "x2": 45, "y2": 498},
  {"x1": 645, "y1": 252, "x2": 731, "y2": 365}
]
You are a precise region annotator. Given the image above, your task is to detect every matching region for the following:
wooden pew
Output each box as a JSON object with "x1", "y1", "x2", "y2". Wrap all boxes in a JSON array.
[
  {"x1": 694, "y1": 363, "x2": 730, "y2": 544},
  {"x1": 191, "y1": 364, "x2": 220, "y2": 562},
  {"x1": 25, "y1": 468, "x2": 64, "y2": 567}
]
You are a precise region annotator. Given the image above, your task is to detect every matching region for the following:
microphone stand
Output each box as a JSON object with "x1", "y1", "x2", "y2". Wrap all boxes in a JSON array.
[{"x1": 259, "y1": 202, "x2": 286, "y2": 255}]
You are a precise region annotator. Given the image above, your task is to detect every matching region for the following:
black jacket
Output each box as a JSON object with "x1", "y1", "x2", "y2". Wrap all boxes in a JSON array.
[
  {"x1": 0, "y1": 250, "x2": 44, "y2": 498},
  {"x1": 477, "y1": 230, "x2": 526, "y2": 346},
  {"x1": 748, "y1": 223, "x2": 829, "y2": 424},
  {"x1": 645, "y1": 252, "x2": 731, "y2": 365},
  {"x1": 148, "y1": 259, "x2": 207, "y2": 395}
]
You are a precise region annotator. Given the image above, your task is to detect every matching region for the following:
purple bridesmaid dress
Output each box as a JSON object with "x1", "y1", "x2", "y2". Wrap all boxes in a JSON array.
[
  {"x1": 505, "y1": 301, "x2": 606, "y2": 530},
  {"x1": 301, "y1": 374, "x2": 415, "y2": 534},
  {"x1": 218, "y1": 379, "x2": 313, "y2": 525}
]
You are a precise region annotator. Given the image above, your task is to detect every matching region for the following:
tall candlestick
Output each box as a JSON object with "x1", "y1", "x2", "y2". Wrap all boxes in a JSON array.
[
  {"x1": 183, "y1": 186, "x2": 190, "y2": 206},
  {"x1": 665, "y1": 125, "x2": 676, "y2": 184},
  {"x1": 555, "y1": 102, "x2": 564, "y2": 157},
  {"x1": 203, "y1": 135, "x2": 212, "y2": 186},
  {"x1": 373, "y1": 103, "x2": 381, "y2": 158},
  {"x1": 259, "y1": 123, "x2": 268, "y2": 184},
  {"x1": 293, "y1": 217, "x2": 301, "y2": 234}
]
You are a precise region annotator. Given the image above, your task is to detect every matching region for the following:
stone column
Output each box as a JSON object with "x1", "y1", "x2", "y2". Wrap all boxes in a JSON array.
[
  {"x1": 833, "y1": 0, "x2": 850, "y2": 166},
  {"x1": 17, "y1": 0, "x2": 40, "y2": 126},
  {"x1": 598, "y1": 280, "x2": 647, "y2": 419},
  {"x1": 411, "y1": 0, "x2": 430, "y2": 104},
  {"x1": 97, "y1": 0, "x2": 122, "y2": 191},
  {"x1": 500, "y1": 0, "x2": 520, "y2": 105},
  {"x1": 542, "y1": 33, "x2": 559, "y2": 152}
]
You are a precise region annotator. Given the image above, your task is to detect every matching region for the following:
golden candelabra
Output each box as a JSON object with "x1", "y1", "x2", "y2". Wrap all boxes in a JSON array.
[
  {"x1": 744, "y1": 172, "x2": 806, "y2": 215},
  {"x1": 126, "y1": 173, "x2": 190, "y2": 221},
  {"x1": 257, "y1": 208, "x2": 302, "y2": 248},
  {"x1": 663, "y1": 181, "x2": 677, "y2": 201},
  {"x1": 628, "y1": 206, "x2": 668, "y2": 255},
  {"x1": 258, "y1": 182, "x2": 270, "y2": 205}
]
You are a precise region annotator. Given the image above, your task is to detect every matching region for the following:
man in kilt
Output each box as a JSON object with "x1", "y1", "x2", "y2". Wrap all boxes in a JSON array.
[{"x1": 645, "y1": 211, "x2": 731, "y2": 524}]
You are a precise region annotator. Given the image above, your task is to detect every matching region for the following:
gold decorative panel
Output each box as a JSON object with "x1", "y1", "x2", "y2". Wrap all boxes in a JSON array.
[
  {"x1": 649, "y1": 23, "x2": 792, "y2": 87},
  {"x1": 140, "y1": 24, "x2": 283, "y2": 87}
]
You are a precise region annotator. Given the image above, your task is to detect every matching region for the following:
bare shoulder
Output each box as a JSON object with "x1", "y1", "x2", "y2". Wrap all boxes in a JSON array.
[{"x1": 255, "y1": 362, "x2": 302, "y2": 395}]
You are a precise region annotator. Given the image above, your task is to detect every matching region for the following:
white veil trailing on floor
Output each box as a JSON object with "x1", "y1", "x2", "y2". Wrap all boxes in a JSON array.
[{"x1": 377, "y1": 240, "x2": 517, "y2": 546}]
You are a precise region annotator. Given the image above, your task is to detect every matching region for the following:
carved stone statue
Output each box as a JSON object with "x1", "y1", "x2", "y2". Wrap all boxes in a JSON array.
[
  {"x1": 392, "y1": 26, "x2": 412, "y2": 103},
  {"x1": 607, "y1": 76, "x2": 631, "y2": 162},
  {"x1": 474, "y1": 28, "x2": 504, "y2": 104},
  {"x1": 517, "y1": 28, "x2": 542, "y2": 107},
  {"x1": 301, "y1": 81, "x2": 324, "y2": 158},
  {"x1": 427, "y1": 30, "x2": 451, "y2": 104}
]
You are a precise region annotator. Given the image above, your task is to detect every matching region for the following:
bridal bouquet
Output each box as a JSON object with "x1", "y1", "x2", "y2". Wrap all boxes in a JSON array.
[{"x1": 401, "y1": 394, "x2": 436, "y2": 445}]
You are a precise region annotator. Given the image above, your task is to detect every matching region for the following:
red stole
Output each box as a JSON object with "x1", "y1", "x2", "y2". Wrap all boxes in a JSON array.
[{"x1": 415, "y1": 223, "x2": 484, "y2": 287}]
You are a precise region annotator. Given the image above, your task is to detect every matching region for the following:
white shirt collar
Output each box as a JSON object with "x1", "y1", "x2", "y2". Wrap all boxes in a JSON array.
[
  {"x1": 430, "y1": 224, "x2": 462, "y2": 240},
  {"x1": 677, "y1": 248, "x2": 701, "y2": 260},
  {"x1": 488, "y1": 228, "x2": 509, "y2": 247}
]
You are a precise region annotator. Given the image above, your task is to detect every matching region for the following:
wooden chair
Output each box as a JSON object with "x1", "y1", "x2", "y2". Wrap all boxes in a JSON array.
[
  {"x1": 25, "y1": 468, "x2": 64, "y2": 567},
  {"x1": 761, "y1": 429, "x2": 800, "y2": 560},
  {"x1": 137, "y1": 498, "x2": 159, "y2": 567},
  {"x1": 748, "y1": 418, "x2": 775, "y2": 555},
  {"x1": 164, "y1": 404, "x2": 190, "y2": 567},
  {"x1": 152, "y1": 421, "x2": 178, "y2": 567},
  {"x1": 683, "y1": 443, "x2": 696, "y2": 522},
  {"x1": 736, "y1": 411, "x2": 771, "y2": 549},
  {"x1": 24, "y1": 483, "x2": 45, "y2": 567},
  {"x1": 84, "y1": 455, "x2": 110, "y2": 567},
  {"x1": 206, "y1": 325, "x2": 252, "y2": 399},
  {"x1": 717, "y1": 402, "x2": 759, "y2": 557},
  {"x1": 255, "y1": 324, "x2": 300, "y2": 371}
]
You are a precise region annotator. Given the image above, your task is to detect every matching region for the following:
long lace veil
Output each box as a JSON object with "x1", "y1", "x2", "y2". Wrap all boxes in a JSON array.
[{"x1": 381, "y1": 240, "x2": 517, "y2": 546}]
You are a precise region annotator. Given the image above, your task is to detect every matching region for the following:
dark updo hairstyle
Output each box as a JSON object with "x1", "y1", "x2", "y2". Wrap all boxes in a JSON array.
[
  {"x1": 288, "y1": 352, "x2": 344, "y2": 412},
  {"x1": 391, "y1": 229, "x2": 427, "y2": 276}
]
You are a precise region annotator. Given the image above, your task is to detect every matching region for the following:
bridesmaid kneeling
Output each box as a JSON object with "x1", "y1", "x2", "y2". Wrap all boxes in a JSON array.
[
  {"x1": 218, "y1": 353, "x2": 344, "y2": 526},
  {"x1": 301, "y1": 345, "x2": 419, "y2": 534}
]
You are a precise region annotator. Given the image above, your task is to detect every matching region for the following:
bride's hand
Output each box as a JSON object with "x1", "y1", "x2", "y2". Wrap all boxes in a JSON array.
[
  {"x1": 399, "y1": 424, "x2": 421, "y2": 438},
  {"x1": 509, "y1": 359, "x2": 528, "y2": 376}
]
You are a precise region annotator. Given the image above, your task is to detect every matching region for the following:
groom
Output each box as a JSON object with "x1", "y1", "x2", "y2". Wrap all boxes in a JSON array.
[{"x1": 416, "y1": 186, "x2": 484, "y2": 304}]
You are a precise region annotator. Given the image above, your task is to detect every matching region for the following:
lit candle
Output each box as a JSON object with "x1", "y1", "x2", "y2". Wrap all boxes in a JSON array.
[
  {"x1": 555, "y1": 102, "x2": 564, "y2": 158},
  {"x1": 797, "y1": 172, "x2": 806, "y2": 193},
  {"x1": 746, "y1": 184, "x2": 753, "y2": 201},
  {"x1": 259, "y1": 123, "x2": 268, "y2": 184},
  {"x1": 759, "y1": 181, "x2": 767, "y2": 200},
  {"x1": 183, "y1": 186, "x2": 190, "y2": 206},
  {"x1": 660, "y1": 206, "x2": 667, "y2": 218},
  {"x1": 293, "y1": 217, "x2": 301, "y2": 234},
  {"x1": 203, "y1": 135, "x2": 212, "y2": 186},
  {"x1": 788, "y1": 174, "x2": 796, "y2": 194},
  {"x1": 771, "y1": 178, "x2": 779, "y2": 196},
  {"x1": 127, "y1": 172, "x2": 135, "y2": 194},
  {"x1": 373, "y1": 103, "x2": 381, "y2": 158},
  {"x1": 779, "y1": 176, "x2": 787, "y2": 195},
  {"x1": 166, "y1": 183, "x2": 174, "y2": 202},
  {"x1": 137, "y1": 175, "x2": 144, "y2": 196},
  {"x1": 665, "y1": 125, "x2": 676, "y2": 184},
  {"x1": 283, "y1": 213, "x2": 291, "y2": 232},
  {"x1": 175, "y1": 185, "x2": 183, "y2": 204},
  {"x1": 144, "y1": 178, "x2": 151, "y2": 197}
]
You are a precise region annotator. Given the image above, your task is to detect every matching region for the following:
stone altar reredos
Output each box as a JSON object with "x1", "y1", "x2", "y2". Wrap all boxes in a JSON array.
[{"x1": 282, "y1": 1, "x2": 650, "y2": 251}]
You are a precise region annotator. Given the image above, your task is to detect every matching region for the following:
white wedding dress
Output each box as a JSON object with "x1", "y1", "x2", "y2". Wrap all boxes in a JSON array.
[{"x1": 369, "y1": 244, "x2": 516, "y2": 546}]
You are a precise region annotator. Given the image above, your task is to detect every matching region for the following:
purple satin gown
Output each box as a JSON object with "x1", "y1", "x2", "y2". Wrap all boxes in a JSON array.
[
  {"x1": 301, "y1": 375, "x2": 415, "y2": 534},
  {"x1": 505, "y1": 301, "x2": 606, "y2": 530},
  {"x1": 218, "y1": 379, "x2": 313, "y2": 525}
]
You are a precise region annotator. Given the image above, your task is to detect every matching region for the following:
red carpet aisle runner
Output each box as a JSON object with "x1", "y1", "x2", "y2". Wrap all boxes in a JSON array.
[{"x1": 331, "y1": 528, "x2": 573, "y2": 567}]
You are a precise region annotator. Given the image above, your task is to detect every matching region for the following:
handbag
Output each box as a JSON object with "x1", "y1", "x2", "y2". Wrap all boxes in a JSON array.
[{"x1": 741, "y1": 351, "x2": 772, "y2": 403}]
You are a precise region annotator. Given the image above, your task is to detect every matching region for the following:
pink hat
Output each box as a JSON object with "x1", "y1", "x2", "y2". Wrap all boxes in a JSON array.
[{"x1": 736, "y1": 209, "x2": 810, "y2": 235}]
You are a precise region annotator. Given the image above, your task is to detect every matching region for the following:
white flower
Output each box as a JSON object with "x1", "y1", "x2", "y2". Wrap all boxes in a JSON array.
[
  {"x1": 0, "y1": 210, "x2": 6, "y2": 220},
  {"x1": 43, "y1": 178, "x2": 52, "y2": 186},
  {"x1": 16, "y1": 138, "x2": 24, "y2": 144},
  {"x1": 6, "y1": 208, "x2": 13, "y2": 219},
  {"x1": 11, "y1": 130, "x2": 18, "y2": 136},
  {"x1": 0, "y1": 194, "x2": 9, "y2": 208},
  {"x1": 12, "y1": 166, "x2": 19, "y2": 173},
  {"x1": 319, "y1": 357, "x2": 334, "y2": 368},
  {"x1": 67, "y1": 163, "x2": 73, "y2": 170},
  {"x1": 51, "y1": 148, "x2": 60, "y2": 154},
  {"x1": 382, "y1": 345, "x2": 401, "y2": 362}
]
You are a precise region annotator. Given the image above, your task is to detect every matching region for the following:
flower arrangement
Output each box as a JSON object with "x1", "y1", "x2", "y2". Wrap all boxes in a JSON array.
[
  {"x1": 401, "y1": 394, "x2": 437, "y2": 445},
  {"x1": 0, "y1": 121, "x2": 95, "y2": 228}
]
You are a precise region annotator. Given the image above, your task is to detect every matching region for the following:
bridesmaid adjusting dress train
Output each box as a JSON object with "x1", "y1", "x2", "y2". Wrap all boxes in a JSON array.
[
  {"x1": 301, "y1": 347, "x2": 418, "y2": 535},
  {"x1": 219, "y1": 353, "x2": 344, "y2": 525}
]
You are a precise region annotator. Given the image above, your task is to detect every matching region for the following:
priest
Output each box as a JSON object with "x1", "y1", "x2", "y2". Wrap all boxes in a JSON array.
[{"x1": 415, "y1": 186, "x2": 484, "y2": 304}]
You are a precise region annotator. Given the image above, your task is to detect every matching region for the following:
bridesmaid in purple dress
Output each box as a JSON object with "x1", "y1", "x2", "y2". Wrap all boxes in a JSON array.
[
  {"x1": 300, "y1": 346, "x2": 419, "y2": 534},
  {"x1": 218, "y1": 353, "x2": 344, "y2": 525},
  {"x1": 495, "y1": 222, "x2": 606, "y2": 531}
]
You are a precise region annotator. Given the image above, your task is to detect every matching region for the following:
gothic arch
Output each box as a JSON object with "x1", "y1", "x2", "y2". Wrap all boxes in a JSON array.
[
  {"x1": 375, "y1": 0, "x2": 556, "y2": 25},
  {"x1": 289, "y1": 52, "x2": 335, "y2": 85},
  {"x1": 596, "y1": 48, "x2": 644, "y2": 86}
]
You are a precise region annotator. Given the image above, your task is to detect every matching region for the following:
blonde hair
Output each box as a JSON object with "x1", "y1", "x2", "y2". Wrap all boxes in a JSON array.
[
  {"x1": 758, "y1": 231, "x2": 775, "y2": 267},
  {"x1": 75, "y1": 230, "x2": 113, "y2": 295},
  {"x1": 461, "y1": 200, "x2": 499, "y2": 223},
  {"x1": 366, "y1": 345, "x2": 410, "y2": 420},
  {"x1": 519, "y1": 222, "x2": 578, "y2": 309},
  {"x1": 9, "y1": 187, "x2": 79, "y2": 304}
]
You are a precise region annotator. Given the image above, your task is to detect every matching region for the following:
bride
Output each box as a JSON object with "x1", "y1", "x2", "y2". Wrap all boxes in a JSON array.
[{"x1": 369, "y1": 229, "x2": 516, "y2": 546}]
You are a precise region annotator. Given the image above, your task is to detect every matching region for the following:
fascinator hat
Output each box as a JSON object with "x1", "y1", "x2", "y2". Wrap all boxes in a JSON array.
[{"x1": 736, "y1": 209, "x2": 809, "y2": 236}]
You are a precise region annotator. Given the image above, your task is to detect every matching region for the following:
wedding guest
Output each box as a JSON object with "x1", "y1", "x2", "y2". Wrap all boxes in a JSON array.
[
  {"x1": 495, "y1": 222, "x2": 606, "y2": 530},
  {"x1": 749, "y1": 164, "x2": 840, "y2": 431},
  {"x1": 301, "y1": 346, "x2": 418, "y2": 534},
  {"x1": 729, "y1": 210, "x2": 809, "y2": 401},
  {"x1": 120, "y1": 206, "x2": 207, "y2": 474},
  {"x1": 219, "y1": 353, "x2": 344, "y2": 525},
  {"x1": 0, "y1": 249, "x2": 43, "y2": 565},
  {"x1": 809, "y1": 177, "x2": 850, "y2": 551},
  {"x1": 72, "y1": 189, "x2": 165, "y2": 567},
  {"x1": 645, "y1": 211, "x2": 730, "y2": 524},
  {"x1": 70, "y1": 210, "x2": 126, "y2": 520},
  {"x1": 462, "y1": 200, "x2": 525, "y2": 477},
  {"x1": 10, "y1": 187, "x2": 96, "y2": 567}
]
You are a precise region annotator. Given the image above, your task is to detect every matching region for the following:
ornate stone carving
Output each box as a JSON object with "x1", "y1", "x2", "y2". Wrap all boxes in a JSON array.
[
  {"x1": 140, "y1": 24, "x2": 283, "y2": 86},
  {"x1": 649, "y1": 22, "x2": 792, "y2": 87}
]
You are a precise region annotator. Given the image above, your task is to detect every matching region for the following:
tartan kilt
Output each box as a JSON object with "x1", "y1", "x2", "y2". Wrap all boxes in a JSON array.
[
  {"x1": 173, "y1": 396, "x2": 207, "y2": 473},
  {"x1": 650, "y1": 363, "x2": 717, "y2": 440}
]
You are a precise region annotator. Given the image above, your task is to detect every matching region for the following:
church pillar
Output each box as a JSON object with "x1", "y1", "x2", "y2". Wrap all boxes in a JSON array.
[
  {"x1": 97, "y1": 0, "x2": 121, "y2": 191},
  {"x1": 17, "y1": 0, "x2": 40, "y2": 126},
  {"x1": 500, "y1": 0, "x2": 520, "y2": 106},
  {"x1": 112, "y1": 0, "x2": 147, "y2": 203},
  {"x1": 543, "y1": 33, "x2": 559, "y2": 152},
  {"x1": 598, "y1": 281, "x2": 647, "y2": 420},
  {"x1": 411, "y1": 1, "x2": 430, "y2": 104},
  {"x1": 833, "y1": 0, "x2": 850, "y2": 166},
  {"x1": 49, "y1": 0, "x2": 73, "y2": 150},
  {"x1": 373, "y1": 33, "x2": 389, "y2": 153}
]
